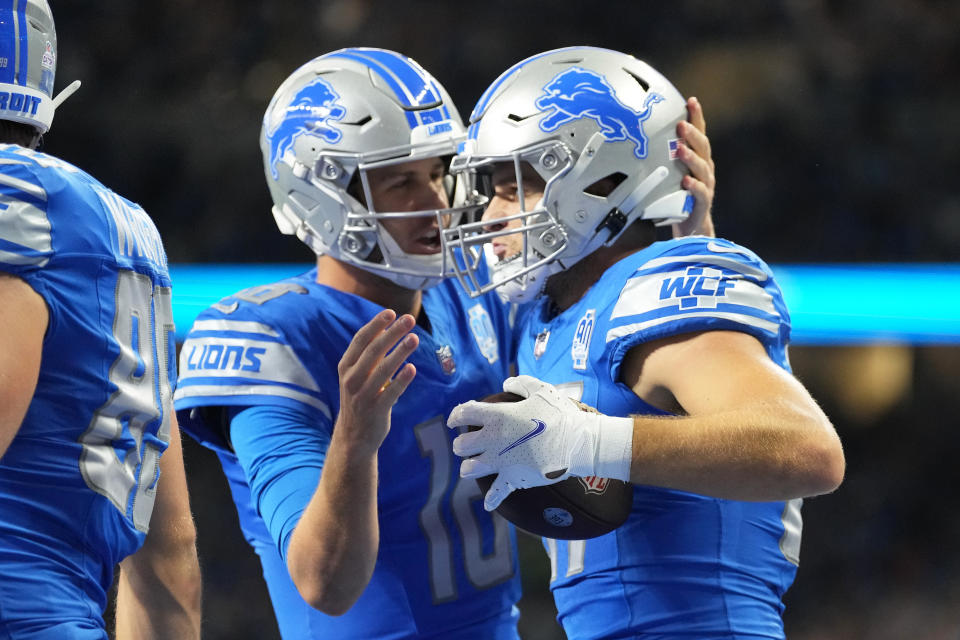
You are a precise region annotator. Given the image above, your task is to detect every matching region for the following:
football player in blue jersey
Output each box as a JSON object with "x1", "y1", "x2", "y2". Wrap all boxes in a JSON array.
[
  {"x1": 173, "y1": 49, "x2": 524, "y2": 639},
  {"x1": 0, "y1": 2, "x2": 201, "y2": 639},
  {"x1": 445, "y1": 47, "x2": 846, "y2": 639}
]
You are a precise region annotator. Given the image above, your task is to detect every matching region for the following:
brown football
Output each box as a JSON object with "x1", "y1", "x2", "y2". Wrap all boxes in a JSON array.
[{"x1": 469, "y1": 391, "x2": 633, "y2": 540}]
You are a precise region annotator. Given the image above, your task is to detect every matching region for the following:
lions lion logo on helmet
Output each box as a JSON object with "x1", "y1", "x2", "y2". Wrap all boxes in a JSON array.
[
  {"x1": 535, "y1": 67, "x2": 664, "y2": 159},
  {"x1": 266, "y1": 77, "x2": 347, "y2": 178}
]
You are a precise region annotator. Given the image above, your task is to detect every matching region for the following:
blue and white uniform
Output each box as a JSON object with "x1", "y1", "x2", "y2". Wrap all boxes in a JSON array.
[
  {"x1": 175, "y1": 273, "x2": 521, "y2": 639},
  {"x1": 516, "y1": 237, "x2": 800, "y2": 640},
  {"x1": 0, "y1": 144, "x2": 175, "y2": 639}
]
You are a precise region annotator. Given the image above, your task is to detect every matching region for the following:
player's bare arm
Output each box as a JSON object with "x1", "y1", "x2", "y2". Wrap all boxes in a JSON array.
[
  {"x1": 450, "y1": 331, "x2": 846, "y2": 507},
  {"x1": 286, "y1": 309, "x2": 418, "y2": 615},
  {"x1": 622, "y1": 330, "x2": 845, "y2": 501},
  {"x1": 672, "y1": 96, "x2": 716, "y2": 238},
  {"x1": 0, "y1": 273, "x2": 47, "y2": 460},
  {"x1": 115, "y1": 418, "x2": 202, "y2": 640}
]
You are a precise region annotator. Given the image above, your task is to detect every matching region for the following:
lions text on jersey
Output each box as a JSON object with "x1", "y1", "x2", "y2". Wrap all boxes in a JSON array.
[
  {"x1": 517, "y1": 236, "x2": 801, "y2": 640},
  {"x1": 175, "y1": 272, "x2": 521, "y2": 639},
  {"x1": 0, "y1": 144, "x2": 175, "y2": 637}
]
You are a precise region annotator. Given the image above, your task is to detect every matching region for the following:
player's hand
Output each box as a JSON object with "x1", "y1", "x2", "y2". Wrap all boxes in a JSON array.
[
  {"x1": 448, "y1": 375, "x2": 631, "y2": 511},
  {"x1": 673, "y1": 96, "x2": 716, "y2": 238},
  {"x1": 336, "y1": 309, "x2": 418, "y2": 456}
]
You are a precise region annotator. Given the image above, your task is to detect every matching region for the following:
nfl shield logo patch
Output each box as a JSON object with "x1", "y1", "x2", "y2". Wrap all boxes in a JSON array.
[
  {"x1": 435, "y1": 345, "x2": 456, "y2": 375},
  {"x1": 534, "y1": 329, "x2": 550, "y2": 359}
]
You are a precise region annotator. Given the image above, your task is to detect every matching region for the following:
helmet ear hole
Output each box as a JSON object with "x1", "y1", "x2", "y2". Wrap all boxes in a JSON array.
[
  {"x1": 583, "y1": 172, "x2": 627, "y2": 197},
  {"x1": 345, "y1": 171, "x2": 365, "y2": 206}
]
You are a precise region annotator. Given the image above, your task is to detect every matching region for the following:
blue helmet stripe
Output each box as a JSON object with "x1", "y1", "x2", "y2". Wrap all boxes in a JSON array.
[
  {"x1": 325, "y1": 50, "x2": 417, "y2": 127},
  {"x1": 325, "y1": 51, "x2": 410, "y2": 105},
  {"x1": 469, "y1": 46, "x2": 590, "y2": 123},
  {"x1": 327, "y1": 49, "x2": 450, "y2": 130},
  {"x1": 15, "y1": 0, "x2": 25, "y2": 86},
  {"x1": 353, "y1": 48, "x2": 442, "y2": 107},
  {"x1": 0, "y1": 3, "x2": 17, "y2": 84}
]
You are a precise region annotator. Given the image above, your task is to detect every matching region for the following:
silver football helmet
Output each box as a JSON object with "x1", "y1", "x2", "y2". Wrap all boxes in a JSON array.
[
  {"x1": 0, "y1": 0, "x2": 80, "y2": 134},
  {"x1": 443, "y1": 46, "x2": 693, "y2": 302},
  {"x1": 261, "y1": 47, "x2": 471, "y2": 290}
]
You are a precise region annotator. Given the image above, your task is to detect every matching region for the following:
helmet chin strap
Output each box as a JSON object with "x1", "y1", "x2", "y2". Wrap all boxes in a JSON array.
[
  {"x1": 28, "y1": 80, "x2": 82, "y2": 135},
  {"x1": 365, "y1": 219, "x2": 447, "y2": 290},
  {"x1": 52, "y1": 80, "x2": 82, "y2": 109},
  {"x1": 493, "y1": 258, "x2": 561, "y2": 304},
  {"x1": 613, "y1": 165, "x2": 668, "y2": 219},
  {"x1": 501, "y1": 166, "x2": 673, "y2": 301}
]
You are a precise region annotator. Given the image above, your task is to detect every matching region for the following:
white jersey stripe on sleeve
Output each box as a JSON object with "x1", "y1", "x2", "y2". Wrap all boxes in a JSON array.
[
  {"x1": 0, "y1": 247, "x2": 47, "y2": 266},
  {"x1": 0, "y1": 171, "x2": 48, "y2": 201},
  {"x1": 174, "y1": 383, "x2": 332, "y2": 421},
  {"x1": 637, "y1": 254, "x2": 769, "y2": 281},
  {"x1": 606, "y1": 310, "x2": 781, "y2": 343},
  {"x1": 0, "y1": 199, "x2": 52, "y2": 267},
  {"x1": 191, "y1": 318, "x2": 281, "y2": 337}
]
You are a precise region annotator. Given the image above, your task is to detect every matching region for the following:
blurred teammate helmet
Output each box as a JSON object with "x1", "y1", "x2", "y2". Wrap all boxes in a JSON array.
[
  {"x1": 0, "y1": 0, "x2": 79, "y2": 134},
  {"x1": 443, "y1": 46, "x2": 693, "y2": 302},
  {"x1": 261, "y1": 48, "x2": 470, "y2": 290}
]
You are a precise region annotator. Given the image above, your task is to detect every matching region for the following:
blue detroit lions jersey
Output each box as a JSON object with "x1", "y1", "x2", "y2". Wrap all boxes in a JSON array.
[
  {"x1": 175, "y1": 272, "x2": 521, "y2": 639},
  {"x1": 517, "y1": 237, "x2": 801, "y2": 640},
  {"x1": 0, "y1": 145, "x2": 175, "y2": 638}
]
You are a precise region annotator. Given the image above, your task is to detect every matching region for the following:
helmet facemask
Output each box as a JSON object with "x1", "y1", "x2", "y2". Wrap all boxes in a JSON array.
[
  {"x1": 337, "y1": 149, "x2": 475, "y2": 288},
  {"x1": 443, "y1": 143, "x2": 572, "y2": 303}
]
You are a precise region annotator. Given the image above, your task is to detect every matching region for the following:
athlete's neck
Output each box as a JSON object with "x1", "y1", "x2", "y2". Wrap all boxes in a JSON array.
[
  {"x1": 315, "y1": 254, "x2": 423, "y2": 319},
  {"x1": 544, "y1": 221, "x2": 656, "y2": 312}
]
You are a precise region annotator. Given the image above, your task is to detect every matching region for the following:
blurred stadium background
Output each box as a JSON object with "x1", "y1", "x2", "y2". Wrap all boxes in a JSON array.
[{"x1": 42, "y1": 1, "x2": 959, "y2": 638}]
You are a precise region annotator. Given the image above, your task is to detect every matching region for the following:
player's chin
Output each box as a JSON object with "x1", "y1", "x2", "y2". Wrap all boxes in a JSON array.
[
  {"x1": 408, "y1": 234, "x2": 443, "y2": 254},
  {"x1": 503, "y1": 249, "x2": 526, "y2": 263}
]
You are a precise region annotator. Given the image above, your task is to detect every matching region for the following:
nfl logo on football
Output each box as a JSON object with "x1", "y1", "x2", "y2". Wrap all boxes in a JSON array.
[{"x1": 578, "y1": 476, "x2": 610, "y2": 495}]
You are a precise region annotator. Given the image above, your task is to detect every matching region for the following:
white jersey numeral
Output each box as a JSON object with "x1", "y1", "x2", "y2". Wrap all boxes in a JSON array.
[
  {"x1": 780, "y1": 498, "x2": 803, "y2": 565},
  {"x1": 540, "y1": 382, "x2": 589, "y2": 582},
  {"x1": 546, "y1": 538, "x2": 587, "y2": 582},
  {"x1": 78, "y1": 269, "x2": 174, "y2": 532},
  {"x1": 415, "y1": 417, "x2": 514, "y2": 602}
]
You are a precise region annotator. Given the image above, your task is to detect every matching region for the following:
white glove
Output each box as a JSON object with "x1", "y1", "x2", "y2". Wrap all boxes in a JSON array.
[{"x1": 447, "y1": 375, "x2": 634, "y2": 511}]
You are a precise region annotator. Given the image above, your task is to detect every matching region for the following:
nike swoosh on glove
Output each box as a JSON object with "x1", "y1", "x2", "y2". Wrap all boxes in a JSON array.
[{"x1": 447, "y1": 375, "x2": 633, "y2": 510}]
